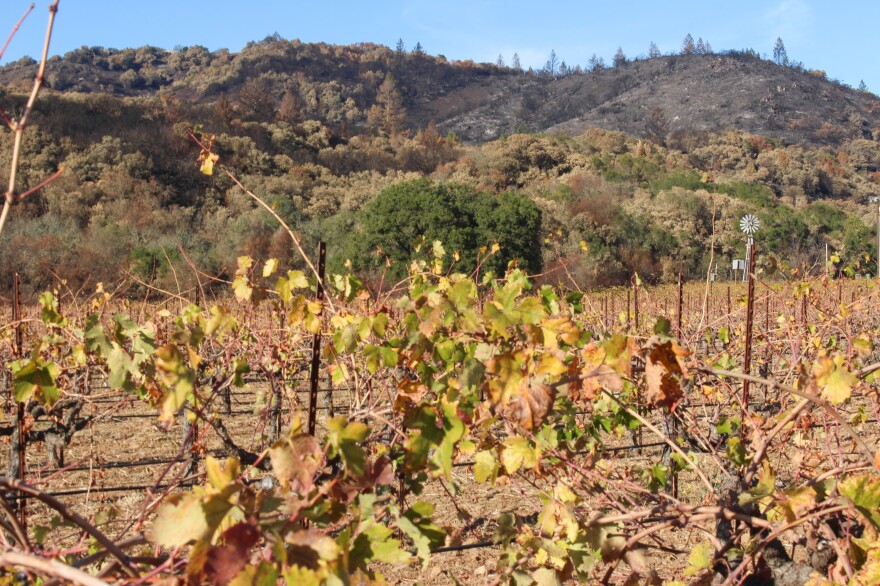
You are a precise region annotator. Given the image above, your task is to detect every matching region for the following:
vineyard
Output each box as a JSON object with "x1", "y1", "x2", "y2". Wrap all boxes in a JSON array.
[
  {"x1": 2, "y1": 3, "x2": 880, "y2": 586},
  {"x1": 2, "y1": 252, "x2": 880, "y2": 585}
]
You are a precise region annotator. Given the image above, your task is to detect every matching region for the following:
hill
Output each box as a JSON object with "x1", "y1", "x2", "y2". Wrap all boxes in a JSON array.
[
  {"x1": 0, "y1": 38, "x2": 879, "y2": 297},
  {"x1": 1, "y1": 38, "x2": 879, "y2": 145}
]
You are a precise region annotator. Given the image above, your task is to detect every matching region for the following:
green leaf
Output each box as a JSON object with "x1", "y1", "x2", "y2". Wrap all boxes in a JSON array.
[
  {"x1": 726, "y1": 437, "x2": 746, "y2": 466},
  {"x1": 283, "y1": 566, "x2": 322, "y2": 586},
  {"x1": 568, "y1": 538, "x2": 602, "y2": 579},
  {"x1": 565, "y1": 291, "x2": 584, "y2": 314},
  {"x1": 12, "y1": 359, "x2": 61, "y2": 406},
  {"x1": 739, "y1": 461, "x2": 776, "y2": 506},
  {"x1": 433, "y1": 400, "x2": 465, "y2": 479},
  {"x1": 458, "y1": 359, "x2": 485, "y2": 392},
  {"x1": 448, "y1": 279, "x2": 477, "y2": 311},
  {"x1": 517, "y1": 296, "x2": 546, "y2": 325},
  {"x1": 84, "y1": 316, "x2": 113, "y2": 356},
  {"x1": 351, "y1": 522, "x2": 412, "y2": 567},
  {"x1": 107, "y1": 346, "x2": 135, "y2": 390},
  {"x1": 38, "y1": 291, "x2": 65, "y2": 326},
  {"x1": 286, "y1": 270, "x2": 309, "y2": 289},
  {"x1": 363, "y1": 344, "x2": 399, "y2": 374},
  {"x1": 371, "y1": 312, "x2": 389, "y2": 337},
  {"x1": 398, "y1": 501, "x2": 445, "y2": 567},
  {"x1": 653, "y1": 316, "x2": 671, "y2": 336},
  {"x1": 714, "y1": 418, "x2": 732, "y2": 435},
  {"x1": 326, "y1": 418, "x2": 369, "y2": 477},
  {"x1": 839, "y1": 473, "x2": 880, "y2": 529},
  {"x1": 334, "y1": 322, "x2": 360, "y2": 354}
]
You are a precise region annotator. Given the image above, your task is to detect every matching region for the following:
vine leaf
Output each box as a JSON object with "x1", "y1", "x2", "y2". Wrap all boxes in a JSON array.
[
  {"x1": 501, "y1": 380, "x2": 555, "y2": 431},
  {"x1": 350, "y1": 520, "x2": 412, "y2": 567},
  {"x1": 155, "y1": 343, "x2": 196, "y2": 422},
  {"x1": 232, "y1": 256, "x2": 254, "y2": 302},
  {"x1": 262, "y1": 258, "x2": 278, "y2": 277},
  {"x1": 11, "y1": 358, "x2": 60, "y2": 406},
  {"x1": 531, "y1": 567, "x2": 562, "y2": 586},
  {"x1": 684, "y1": 542, "x2": 714, "y2": 576},
  {"x1": 643, "y1": 336, "x2": 690, "y2": 411},
  {"x1": 228, "y1": 562, "x2": 277, "y2": 586},
  {"x1": 326, "y1": 417, "x2": 369, "y2": 478},
  {"x1": 839, "y1": 473, "x2": 880, "y2": 530},
  {"x1": 540, "y1": 316, "x2": 581, "y2": 350},
  {"x1": 574, "y1": 340, "x2": 631, "y2": 402},
  {"x1": 200, "y1": 151, "x2": 219, "y2": 175},
  {"x1": 474, "y1": 450, "x2": 499, "y2": 484},
  {"x1": 812, "y1": 354, "x2": 856, "y2": 405},
  {"x1": 770, "y1": 485, "x2": 818, "y2": 523},
  {"x1": 148, "y1": 492, "x2": 208, "y2": 547},
  {"x1": 739, "y1": 461, "x2": 776, "y2": 506},
  {"x1": 487, "y1": 351, "x2": 555, "y2": 429},
  {"x1": 501, "y1": 436, "x2": 539, "y2": 473},
  {"x1": 270, "y1": 434, "x2": 322, "y2": 493},
  {"x1": 204, "y1": 523, "x2": 259, "y2": 585},
  {"x1": 397, "y1": 501, "x2": 445, "y2": 567}
]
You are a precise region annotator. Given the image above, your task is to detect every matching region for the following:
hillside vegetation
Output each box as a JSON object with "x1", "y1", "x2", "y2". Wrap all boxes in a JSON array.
[{"x1": 1, "y1": 38, "x2": 880, "y2": 295}]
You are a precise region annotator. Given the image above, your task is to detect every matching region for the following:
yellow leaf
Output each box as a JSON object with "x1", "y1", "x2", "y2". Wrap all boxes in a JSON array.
[
  {"x1": 554, "y1": 482, "x2": 577, "y2": 503},
  {"x1": 200, "y1": 152, "x2": 219, "y2": 175},
  {"x1": 148, "y1": 493, "x2": 208, "y2": 547},
  {"x1": 236, "y1": 256, "x2": 253, "y2": 272},
  {"x1": 537, "y1": 353, "x2": 568, "y2": 377},
  {"x1": 232, "y1": 275, "x2": 253, "y2": 302},
  {"x1": 813, "y1": 355, "x2": 856, "y2": 405},
  {"x1": 205, "y1": 457, "x2": 240, "y2": 491},
  {"x1": 501, "y1": 436, "x2": 539, "y2": 473},
  {"x1": 262, "y1": 258, "x2": 278, "y2": 277}
]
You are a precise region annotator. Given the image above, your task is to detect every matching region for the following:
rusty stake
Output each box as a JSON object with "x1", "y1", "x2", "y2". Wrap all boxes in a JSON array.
[
  {"x1": 742, "y1": 244, "x2": 757, "y2": 424},
  {"x1": 308, "y1": 242, "x2": 327, "y2": 436}
]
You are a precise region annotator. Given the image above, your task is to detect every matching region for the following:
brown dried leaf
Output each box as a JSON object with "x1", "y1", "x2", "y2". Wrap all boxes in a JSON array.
[
  {"x1": 643, "y1": 336, "x2": 690, "y2": 411},
  {"x1": 501, "y1": 380, "x2": 555, "y2": 430},
  {"x1": 332, "y1": 455, "x2": 395, "y2": 502},
  {"x1": 204, "y1": 523, "x2": 259, "y2": 585},
  {"x1": 270, "y1": 434, "x2": 323, "y2": 493},
  {"x1": 572, "y1": 342, "x2": 626, "y2": 403},
  {"x1": 394, "y1": 377, "x2": 429, "y2": 413}
]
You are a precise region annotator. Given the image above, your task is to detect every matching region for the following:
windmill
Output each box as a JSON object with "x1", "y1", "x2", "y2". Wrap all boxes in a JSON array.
[{"x1": 739, "y1": 214, "x2": 760, "y2": 282}]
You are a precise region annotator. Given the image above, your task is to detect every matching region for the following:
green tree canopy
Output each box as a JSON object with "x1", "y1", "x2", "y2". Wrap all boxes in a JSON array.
[{"x1": 335, "y1": 179, "x2": 542, "y2": 280}]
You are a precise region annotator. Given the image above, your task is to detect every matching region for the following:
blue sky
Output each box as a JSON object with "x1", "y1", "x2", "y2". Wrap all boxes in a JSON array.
[{"x1": 1, "y1": 1, "x2": 877, "y2": 91}]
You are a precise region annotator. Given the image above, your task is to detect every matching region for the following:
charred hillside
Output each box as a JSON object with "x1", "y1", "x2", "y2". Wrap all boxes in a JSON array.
[{"x1": 1, "y1": 39, "x2": 878, "y2": 146}]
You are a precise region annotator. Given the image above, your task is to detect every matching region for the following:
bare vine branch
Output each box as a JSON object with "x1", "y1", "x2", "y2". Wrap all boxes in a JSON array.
[{"x1": 0, "y1": 0, "x2": 61, "y2": 238}]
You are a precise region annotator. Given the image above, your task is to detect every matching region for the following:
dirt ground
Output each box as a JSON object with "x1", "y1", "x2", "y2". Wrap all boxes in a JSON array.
[{"x1": 2, "y1": 382, "x2": 875, "y2": 583}]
